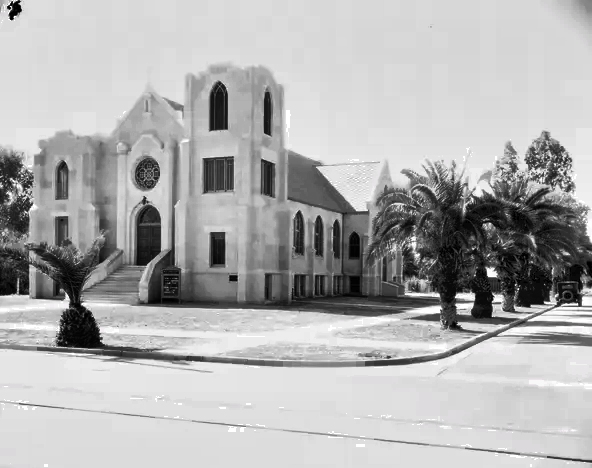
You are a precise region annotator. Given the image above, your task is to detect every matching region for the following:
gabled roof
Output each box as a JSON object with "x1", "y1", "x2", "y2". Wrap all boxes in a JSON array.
[
  {"x1": 287, "y1": 151, "x2": 354, "y2": 213},
  {"x1": 287, "y1": 152, "x2": 387, "y2": 213},
  {"x1": 111, "y1": 85, "x2": 184, "y2": 136},
  {"x1": 317, "y1": 161, "x2": 382, "y2": 212},
  {"x1": 163, "y1": 97, "x2": 184, "y2": 112}
]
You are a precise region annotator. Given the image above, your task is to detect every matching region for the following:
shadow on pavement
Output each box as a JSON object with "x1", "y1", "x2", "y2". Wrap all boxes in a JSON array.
[
  {"x1": 52, "y1": 351, "x2": 215, "y2": 373},
  {"x1": 498, "y1": 331, "x2": 592, "y2": 347},
  {"x1": 102, "y1": 344, "x2": 163, "y2": 353},
  {"x1": 520, "y1": 320, "x2": 592, "y2": 328},
  {"x1": 410, "y1": 313, "x2": 518, "y2": 325}
]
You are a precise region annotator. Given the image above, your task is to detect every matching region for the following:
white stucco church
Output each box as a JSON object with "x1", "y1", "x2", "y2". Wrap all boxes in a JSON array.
[{"x1": 28, "y1": 63, "x2": 405, "y2": 304}]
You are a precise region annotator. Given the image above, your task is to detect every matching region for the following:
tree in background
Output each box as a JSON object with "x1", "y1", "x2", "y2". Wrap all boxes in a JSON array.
[
  {"x1": 524, "y1": 130, "x2": 589, "y2": 300},
  {"x1": 0, "y1": 147, "x2": 33, "y2": 295},
  {"x1": 493, "y1": 141, "x2": 527, "y2": 185},
  {"x1": 524, "y1": 130, "x2": 576, "y2": 193},
  {"x1": 0, "y1": 147, "x2": 33, "y2": 237}
]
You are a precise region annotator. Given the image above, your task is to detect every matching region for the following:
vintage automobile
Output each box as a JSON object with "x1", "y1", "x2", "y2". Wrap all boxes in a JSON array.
[{"x1": 555, "y1": 281, "x2": 582, "y2": 307}]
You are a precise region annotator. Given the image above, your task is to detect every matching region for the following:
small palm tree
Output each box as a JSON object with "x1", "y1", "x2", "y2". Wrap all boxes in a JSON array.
[
  {"x1": 513, "y1": 210, "x2": 581, "y2": 307},
  {"x1": 0, "y1": 232, "x2": 107, "y2": 348},
  {"x1": 368, "y1": 159, "x2": 505, "y2": 330},
  {"x1": 466, "y1": 234, "x2": 495, "y2": 319}
]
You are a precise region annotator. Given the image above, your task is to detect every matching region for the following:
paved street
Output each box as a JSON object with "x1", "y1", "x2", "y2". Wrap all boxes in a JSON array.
[{"x1": 0, "y1": 298, "x2": 591, "y2": 467}]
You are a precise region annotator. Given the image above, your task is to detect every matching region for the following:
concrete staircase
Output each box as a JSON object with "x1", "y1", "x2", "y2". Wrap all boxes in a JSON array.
[{"x1": 82, "y1": 265, "x2": 144, "y2": 305}]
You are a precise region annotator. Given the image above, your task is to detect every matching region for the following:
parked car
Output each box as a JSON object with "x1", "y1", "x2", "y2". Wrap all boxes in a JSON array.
[{"x1": 555, "y1": 281, "x2": 582, "y2": 307}]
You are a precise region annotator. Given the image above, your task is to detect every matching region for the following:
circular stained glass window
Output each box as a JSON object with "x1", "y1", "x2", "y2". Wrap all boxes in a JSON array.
[{"x1": 135, "y1": 157, "x2": 160, "y2": 190}]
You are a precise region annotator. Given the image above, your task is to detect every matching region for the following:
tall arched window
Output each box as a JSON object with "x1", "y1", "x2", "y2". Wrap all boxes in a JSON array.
[
  {"x1": 293, "y1": 211, "x2": 304, "y2": 255},
  {"x1": 55, "y1": 161, "x2": 69, "y2": 200},
  {"x1": 209, "y1": 81, "x2": 228, "y2": 131},
  {"x1": 349, "y1": 232, "x2": 360, "y2": 259},
  {"x1": 314, "y1": 216, "x2": 324, "y2": 257},
  {"x1": 263, "y1": 89, "x2": 273, "y2": 136},
  {"x1": 332, "y1": 220, "x2": 340, "y2": 259}
]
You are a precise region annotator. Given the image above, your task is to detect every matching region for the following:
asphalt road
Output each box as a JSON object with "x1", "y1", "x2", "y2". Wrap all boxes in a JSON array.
[{"x1": 0, "y1": 298, "x2": 591, "y2": 467}]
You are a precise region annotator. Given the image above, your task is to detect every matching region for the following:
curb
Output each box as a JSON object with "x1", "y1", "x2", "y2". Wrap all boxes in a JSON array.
[{"x1": 0, "y1": 304, "x2": 559, "y2": 368}]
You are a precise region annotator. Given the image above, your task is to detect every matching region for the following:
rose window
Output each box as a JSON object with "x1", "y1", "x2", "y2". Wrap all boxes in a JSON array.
[{"x1": 135, "y1": 158, "x2": 160, "y2": 190}]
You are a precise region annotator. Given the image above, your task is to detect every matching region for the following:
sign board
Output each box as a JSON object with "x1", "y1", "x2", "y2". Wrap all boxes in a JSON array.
[{"x1": 161, "y1": 266, "x2": 181, "y2": 304}]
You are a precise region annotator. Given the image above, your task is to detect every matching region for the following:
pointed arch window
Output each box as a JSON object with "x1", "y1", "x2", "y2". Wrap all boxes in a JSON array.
[
  {"x1": 144, "y1": 97, "x2": 151, "y2": 113},
  {"x1": 263, "y1": 89, "x2": 273, "y2": 136},
  {"x1": 332, "y1": 220, "x2": 341, "y2": 259},
  {"x1": 349, "y1": 232, "x2": 361, "y2": 259},
  {"x1": 314, "y1": 216, "x2": 324, "y2": 257},
  {"x1": 293, "y1": 211, "x2": 305, "y2": 255},
  {"x1": 55, "y1": 161, "x2": 69, "y2": 200},
  {"x1": 209, "y1": 81, "x2": 228, "y2": 131}
]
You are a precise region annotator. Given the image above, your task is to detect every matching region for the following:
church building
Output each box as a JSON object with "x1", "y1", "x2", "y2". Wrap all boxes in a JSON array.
[{"x1": 28, "y1": 63, "x2": 405, "y2": 305}]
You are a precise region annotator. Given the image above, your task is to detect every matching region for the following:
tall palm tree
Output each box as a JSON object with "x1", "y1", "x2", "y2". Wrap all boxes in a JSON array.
[
  {"x1": 478, "y1": 177, "x2": 577, "y2": 311},
  {"x1": 368, "y1": 159, "x2": 505, "y2": 330},
  {"x1": 0, "y1": 232, "x2": 107, "y2": 348}
]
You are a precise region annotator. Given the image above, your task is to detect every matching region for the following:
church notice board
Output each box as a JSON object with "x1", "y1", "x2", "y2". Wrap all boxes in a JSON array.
[{"x1": 161, "y1": 266, "x2": 181, "y2": 304}]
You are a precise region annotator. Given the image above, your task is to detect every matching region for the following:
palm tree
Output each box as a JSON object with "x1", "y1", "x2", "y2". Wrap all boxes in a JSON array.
[
  {"x1": 0, "y1": 232, "x2": 107, "y2": 348},
  {"x1": 477, "y1": 176, "x2": 577, "y2": 311},
  {"x1": 368, "y1": 159, "x2": 505, "y2": 330},
  {"x1": 466, "y1": 226, "x2": 496, "y2": 318},
  {"x1": 513, "y1": 209, "x2": 582, "y2": 307}
]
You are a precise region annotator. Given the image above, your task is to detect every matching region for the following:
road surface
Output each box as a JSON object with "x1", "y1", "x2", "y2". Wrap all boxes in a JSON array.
[{"x1": 0, "y1": 299, "x2": 591, "y2": 467}]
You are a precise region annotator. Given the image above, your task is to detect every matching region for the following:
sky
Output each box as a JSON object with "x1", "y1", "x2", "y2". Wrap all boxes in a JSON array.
[{"x1": 1, "y1": 0, "x2": 592, "y2": 231}]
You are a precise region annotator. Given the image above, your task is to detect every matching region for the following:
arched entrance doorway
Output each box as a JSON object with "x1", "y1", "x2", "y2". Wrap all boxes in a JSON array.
[{"x1": 136, "y1": 205, "x2": 161, "y2": 266}]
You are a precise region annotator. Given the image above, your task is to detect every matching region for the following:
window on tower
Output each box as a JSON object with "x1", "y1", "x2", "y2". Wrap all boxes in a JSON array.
[
  {"x1": 261, "y1": 159, "x2": 275, "y2": 197},
  {"x1": 204, "y1": 157, "x2": 234, "y2": 192},
  {"x1": 209, "y1": 82, "x2": 228, "y2": 131},
  {"x1": 55, "y1": 161, "x2": 69, "y2": 200},
  {"x1": 263, "y1": 89, "x2": 273, "y2": 136}
]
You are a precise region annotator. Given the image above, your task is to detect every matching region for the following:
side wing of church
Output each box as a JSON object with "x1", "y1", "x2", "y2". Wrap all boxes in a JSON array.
[{"x1": 28, "y1": 63, "x2": 405, "y2": 304}]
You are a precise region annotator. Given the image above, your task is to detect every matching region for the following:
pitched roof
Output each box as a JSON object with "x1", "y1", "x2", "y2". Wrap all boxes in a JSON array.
[
  {"x1": 163, "y1": 98, "x2": 184, "y2": 112},
  {"x1": 287, "y1": 151, "x2": 354, "y2": 213},
  {"x1": 287, "y1": 152, "x2": 384, "y2": 213},
  {"x1": 317, "y1": 161, "x2": 382, "y2": 212}
]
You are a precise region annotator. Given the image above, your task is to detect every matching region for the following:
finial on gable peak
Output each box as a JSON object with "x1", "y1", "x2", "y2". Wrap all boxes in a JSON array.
[{"x1": 144, "y1": 81, "x2": 155, "y2": 96}]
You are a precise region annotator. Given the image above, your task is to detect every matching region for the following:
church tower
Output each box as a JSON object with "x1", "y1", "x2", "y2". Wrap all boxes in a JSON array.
[{"x1": 177, "y1": 64, "x2": 290, "y2": 303}]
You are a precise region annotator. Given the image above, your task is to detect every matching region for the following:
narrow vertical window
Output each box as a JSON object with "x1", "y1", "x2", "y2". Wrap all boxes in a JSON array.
[
  {"x1": 382, "y1": 257, "x2": 387, "y2": 281},
  {"x1": 332, "y1": 220, "x2": 340, "y2": 258},
  {"x1": 314, "y1": 216, "x2": 324, "y2": 257},
  {"x1": 209, "y1": 81, "x2": 228, "y2": 131},
  {"x1": 55, "y1": 161, "x2": 69, "y2": 200},
  {"x1": 263, "y1": 89, "x2": 273, "y2": 136},
  {"x1": 261, "y1": 159, "x2": 275, "y2": 197},
  {"x1": 210, "y1": 232, "x2": 226, "y2": 266},
  {"x1": 293, "y1": 211, "x2": 304, "y2": 255},
  {"x1": 203, "y1": 157, "x2": 234, "y2": 192},
  {"x1": 55, "y1": 216, "x2": 69, "y2": 246},
  {"x1": 144, "y1": 98, "x2": 150, "y2": 113},
  {"x1": 349, "y1": 232, "x2": 360, "y2": 259}
]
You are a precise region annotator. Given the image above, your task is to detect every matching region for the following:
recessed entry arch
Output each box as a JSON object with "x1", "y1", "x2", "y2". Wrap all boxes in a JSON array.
[{"x1": 136, "y1": 205, "x2": 161, "y2": 266}]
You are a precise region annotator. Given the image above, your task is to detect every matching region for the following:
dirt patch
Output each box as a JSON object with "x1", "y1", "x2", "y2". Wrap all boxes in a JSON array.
[
  {"x1": 335, "y1": 321, "x2": 481, "y2": 344},
  {"x1": 221, "y1": 342, "x2": 428, "y2": 361}
]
